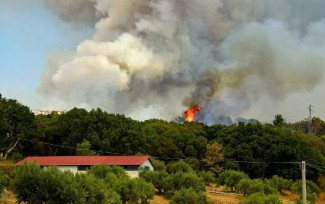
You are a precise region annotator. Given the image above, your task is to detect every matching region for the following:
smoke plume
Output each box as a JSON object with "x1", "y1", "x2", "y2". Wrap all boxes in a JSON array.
[{"x1": 40, "y1": 0, "x2": 325, "y2": 123}]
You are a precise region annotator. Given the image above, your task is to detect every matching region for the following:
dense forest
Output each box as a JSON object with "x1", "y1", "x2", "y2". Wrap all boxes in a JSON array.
[{"x1": 1, "y1": 94, "x2": 325, "y2": 182}]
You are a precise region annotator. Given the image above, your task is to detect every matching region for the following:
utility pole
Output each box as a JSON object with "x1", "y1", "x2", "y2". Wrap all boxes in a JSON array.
[
  {"x1": 302, "y1": 161, "x2": 307, "y2": 204},
  {"x1": 308, "y1": 105, "x2": 314, "y2": 134}
]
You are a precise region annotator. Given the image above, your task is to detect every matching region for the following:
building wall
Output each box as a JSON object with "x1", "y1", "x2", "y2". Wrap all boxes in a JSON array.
[
  {"x1": 41, "y1": 159, "x2": 154, "y2": 178},
  {"x1": 43, "y1": 166, "x2": 78, "y2": 174},
  {"x1": 140, "y1": 159, "x2": 154, "y2": 170},
  {"x1": 126, "y1": 171, "x2": 139, "y2": 178},
  {"x1": 57, "y1": 166, "x2": 78, "y2": 174}
]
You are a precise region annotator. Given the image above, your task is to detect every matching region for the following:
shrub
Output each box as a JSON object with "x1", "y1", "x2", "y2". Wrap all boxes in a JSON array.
[
  {"x1": 166, "y1": 160, "x2": 194, "y2": 174},
  {"x1": 185, "y1": 157, "x2": 201, "y2": 171},
  {"x1": 198, "y1": 171, "x2": 216, "y2": 185},
  {"x1": 170, "y1": 188, "x2": 209, "y2": 204},
  {"x1": 75, "y1": 173, "x2": 121, "y2": 204},
  {"x1": 114, "y1": 176, "x2": 154, "y2": 204},
  {"x1": 129, "y1": 178, "x2": 155, "y2": 204},
  {"x1": 239, "y1": 193, "x2": 282, "y2": 204},
  {"x1": 296, "y1": 193, "x2": 318, "y2": 204},
  {"x1": 290, "y1": 180, "x2": 320, "y2": 204},
  {"x1": 290, "y1": 180, "x2": 321, "y2": 195},
  {"x1": 217, "y1": 170, "x2": 249, "y2": 191},
  {"x1": 150, "y1": 158, "x2": 166, "y2": 171},
  {"x1": 140, "y1": 170, "x2": 168, "y2": 193},
  {"x1": 237, "y1": 179, "x2": 277, "y2": 196},
  {"x1": 0, "y1": 172, "x2": 9, "y2": 194},
  {"x1": 88, "y1": 165, "x2": 128, "y2": 179},
  {"x1": 265, "y1": 175, "x2": 293, "y2": 192},
  {"x1": 12, "y1": 163, "x2": 125, "y2": 204},
  {"x1": 168, "y1": 172, "x2": 205, "y2": 193}
]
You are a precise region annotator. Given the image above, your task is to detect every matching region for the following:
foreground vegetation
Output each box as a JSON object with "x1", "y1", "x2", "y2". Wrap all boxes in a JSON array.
[
  {"x1": 1, "y1": 161, "x2": 322, "y2": 204},
  {"x1": 2, "y1": 94, "x2": 325, "y2": 202}
]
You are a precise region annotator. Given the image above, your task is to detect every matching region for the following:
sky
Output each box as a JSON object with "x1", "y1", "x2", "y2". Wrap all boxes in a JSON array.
[
  {"x1": 0, "y1": 0, "x2": 92, "y2": 108},
  {"x1": 1, "y1": 0, "x2": 325, "y2": 123}
]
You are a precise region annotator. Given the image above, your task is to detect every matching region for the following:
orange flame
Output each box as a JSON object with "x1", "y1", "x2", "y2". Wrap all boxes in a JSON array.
[{"x1": 184, "y1": 105, "x2": 200, "y2": 122}]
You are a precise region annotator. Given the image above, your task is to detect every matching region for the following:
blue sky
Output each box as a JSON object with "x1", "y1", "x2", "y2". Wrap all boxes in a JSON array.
[{"x1": 0, "y1": 0, "x2": 92, "y2": 108}]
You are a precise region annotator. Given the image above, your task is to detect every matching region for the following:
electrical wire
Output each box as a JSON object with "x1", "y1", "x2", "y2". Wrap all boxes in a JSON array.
[{"x1": 14, "y1": 136, "x2": 304, "y2": 165}]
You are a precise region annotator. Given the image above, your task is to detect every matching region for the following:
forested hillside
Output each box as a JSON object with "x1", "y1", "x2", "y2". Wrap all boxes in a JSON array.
[{"x1": 1, "y1": 94, "x2": 325, "y2": 181}]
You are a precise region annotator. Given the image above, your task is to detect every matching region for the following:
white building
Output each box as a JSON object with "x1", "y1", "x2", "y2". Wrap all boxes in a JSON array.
[{"x1": 17, "y1": 155, "x2": 154, "y2": 178}]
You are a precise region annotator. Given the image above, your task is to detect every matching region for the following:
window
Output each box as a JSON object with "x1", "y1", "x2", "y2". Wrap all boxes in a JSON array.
[
  {"x1": 78, "y1": 165, "x2": 90, "y2": 171},
  {"x1": 123, "y1": 165, "x2": 139, "y2": 171}
]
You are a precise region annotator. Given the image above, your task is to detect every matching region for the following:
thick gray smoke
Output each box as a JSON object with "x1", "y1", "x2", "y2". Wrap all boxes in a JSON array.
[{"x1": 40, "y1": 0, "x2": 325, "y2": 123}]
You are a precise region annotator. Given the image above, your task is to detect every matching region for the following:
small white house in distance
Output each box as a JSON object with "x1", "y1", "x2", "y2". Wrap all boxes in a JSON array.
[{"x1": 17, "y1": 155, "x2": 154, "y2": 178}]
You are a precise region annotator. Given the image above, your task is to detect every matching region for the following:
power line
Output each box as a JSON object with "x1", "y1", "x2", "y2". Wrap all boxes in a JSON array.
[
  {"x1": 308, "y1": 105, "x2": 314, "y2": 134},
  {"x1": 306, "y1": 163, "x2": 325, "y2": 172},
  {"x1": 14, "y1": 136, "x2": 325, "y2": 172},
  {"x1": 15, "y1": 136, "x2": 304, "y2": 164}
]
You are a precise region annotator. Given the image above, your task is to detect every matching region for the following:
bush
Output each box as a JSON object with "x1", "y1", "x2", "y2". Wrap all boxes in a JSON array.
[
  {"x1": 0, "y1": 172, "x2": 9, "y2": 194},
  {"x1": 198, "y1": 171, "x2": 216, "y2": 185},
  {"x1": 167, "y1": 161, "x2": 194, "y2": 174},
  {"x1": 217, "y1": 170, "x2": 249, "y2": 191},
  {"x1": 12, "y1": 163, "x2": 156, "y2": 204},
  {"x1": 185, "y1": 157, "x2": 201, "y2": 171},
  {"x1": 239, "y1": 193, "x2": 282, "y2": 204},
  {"x1": 140, "y1": 169, "x2": 168, "y2": 193},
  {"x1": 129, "y1": 178, "x2": 155, "y2": 204},
  {"x1": 88, "y1": 165, "x2": 128, "y2": 179},
  {"x1": 170, "y1": 188, "x2": 209, "y2": 204},
  {"x1": 237, "y1": 179, "x2": 277, "y2": 196},
  {"x1": 265, "y1": 175, "x2": 293, "y2": 192},
  {"x1": 75, "y1": 173, "x2": 121, "y2": 204},
  {"x1": 166, "y1": 172, "x2": 205, "y2": 194},
  {"x1": 114, "y1": 176, "x2": 154, "y2": 204},
  {"x1": 296, "y1": 193, "x2": 318, "y2": 204},
  {"x1": 290, "y1": 180, "x2": 321, "y2": 195},
  {"x1": 150, "y1": 158, "x2": 166, "y2": 171}
]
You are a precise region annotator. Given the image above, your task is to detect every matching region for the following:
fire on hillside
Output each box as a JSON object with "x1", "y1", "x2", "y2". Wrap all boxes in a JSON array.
[{"x1": 184, "y1": 105, "x2": 200, "y2": 122}]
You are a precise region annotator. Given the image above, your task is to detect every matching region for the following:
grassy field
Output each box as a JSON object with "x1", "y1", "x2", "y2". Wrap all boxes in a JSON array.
[{"x1": 2, "y1": 189, "x2": 325, "y2": 204}]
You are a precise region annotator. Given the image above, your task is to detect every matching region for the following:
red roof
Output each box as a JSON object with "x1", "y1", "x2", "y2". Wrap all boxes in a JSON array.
[{"x1": 17, "y1": 155, "x2": 150, "y2": 166}]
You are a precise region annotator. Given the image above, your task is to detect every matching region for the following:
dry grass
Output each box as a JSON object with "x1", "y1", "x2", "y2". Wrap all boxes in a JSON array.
[
  {"x1": 206, "y1": 192, "x2": 244, "y2": 204},
  {"x1": 317, "y1": 192, "x2": 325, "y2": 204},
  {"x1": 0, "y1": 189, "x2": 16, "y2": 204},
  {"x1": 279, "y1": 190, "x2": 300, "y2": 204},
  {"x1": 150, "y1": 195, "x2": 169, "y2": 204},
  {"x1": 0, "y1": 160, "x2": 16, "y2": 177}
]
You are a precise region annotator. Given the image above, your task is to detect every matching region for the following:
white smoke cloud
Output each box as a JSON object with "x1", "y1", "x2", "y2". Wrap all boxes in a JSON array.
[{"x1": 40, "y1": 0, "x2": 325, "y2": 122}]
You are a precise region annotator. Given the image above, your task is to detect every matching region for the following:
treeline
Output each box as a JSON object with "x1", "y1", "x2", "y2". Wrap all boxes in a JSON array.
[{"x1": 1, "y1": 94, "x2": 325, "y2": 180}]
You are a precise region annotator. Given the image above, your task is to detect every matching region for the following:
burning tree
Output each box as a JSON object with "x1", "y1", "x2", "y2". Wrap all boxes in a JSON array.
[{"x1": 184, "y1": 105, "x2": 200, "y2": 123}]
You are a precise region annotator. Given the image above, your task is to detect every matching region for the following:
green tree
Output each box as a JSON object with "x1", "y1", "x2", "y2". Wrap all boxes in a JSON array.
[
  {"x1": 0, "y1": 96, "x2": 36, "y2": 159},
  {"x1": 76, "y1": 139, "x2": 95, "y2": 155},
  {"x1": 166, "y1": 160, "x2": 194, "y2": 174},
  {"x1": 150, "y1": 158, "x2": 166, "y2": 171},
  {"x1": 140, "y1": 169, "x2": 168, "y2": 194},
  {"x1": 198, "y1": 171, "x2": 216, "y2": 185},
  {"x1": 236, "y1": 178, "x2": 277, "y2": 196},
  {"x1": 217, "y1": 170, "x2": 249, "y2": 192},
  {"x1": 76, "y1": 173, "x2": 121, "y2": 204},
  {"x1": 273, "y1": 114, "x2": 285, "y2": 127},
  {"x1": 265, "y1": 175, "x2": 293, "y2": 192},
  {"x1": 129, "y1": 178, "x2": 155, "y2": 204},
  {"x1": 166, "y1": 172, "x2": 205, "y2": 194},
  {"x1": 239, "y1": 193, "x2": 282, "y2": 204},
  {"x1": 170, "y1": 188, "x2": 208, "y2": 204}
]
